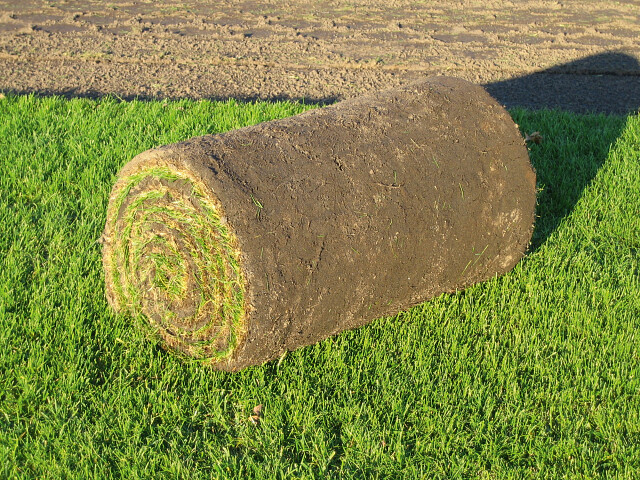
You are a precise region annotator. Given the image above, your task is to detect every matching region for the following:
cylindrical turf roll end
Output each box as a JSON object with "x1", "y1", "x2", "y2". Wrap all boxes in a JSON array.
[{"x1": 102, "y1": 151, "x2": 248, "y2": 364}]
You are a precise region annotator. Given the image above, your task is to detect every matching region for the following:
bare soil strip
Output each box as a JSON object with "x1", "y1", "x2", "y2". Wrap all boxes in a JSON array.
[{"x1": 1, "y1": 1, "x2": 639, "y2": 112}]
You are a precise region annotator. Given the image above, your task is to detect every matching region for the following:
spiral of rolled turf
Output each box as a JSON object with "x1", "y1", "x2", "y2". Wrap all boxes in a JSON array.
[{"x1": 102, "y1": 159, "x2": 246, "y2": 363}]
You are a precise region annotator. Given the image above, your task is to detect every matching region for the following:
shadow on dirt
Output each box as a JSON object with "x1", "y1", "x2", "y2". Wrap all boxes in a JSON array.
[{"x1": 485, "y1": 51, "x2": 640, "y2": 115}]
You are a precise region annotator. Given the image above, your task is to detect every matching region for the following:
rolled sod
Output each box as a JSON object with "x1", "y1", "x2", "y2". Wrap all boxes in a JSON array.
[{"x1": 102, "y1": 76, "x2": 536, "y2": 371}]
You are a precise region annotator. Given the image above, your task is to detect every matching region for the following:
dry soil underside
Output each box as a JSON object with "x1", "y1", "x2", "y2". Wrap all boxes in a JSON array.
[{"x1": 0, "y1": 0, "x2": 639, "y2": 114}]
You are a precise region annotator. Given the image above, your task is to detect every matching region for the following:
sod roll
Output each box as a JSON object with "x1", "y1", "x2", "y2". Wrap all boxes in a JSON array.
[{"x1": 102, "y1": 76, "x2": 536, "y2": 371}]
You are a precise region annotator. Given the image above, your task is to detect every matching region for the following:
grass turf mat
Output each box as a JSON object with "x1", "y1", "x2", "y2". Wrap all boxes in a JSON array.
[
  {"x1": 101, "y1": 79, "x2": 537, "y2": 371},
  {"x1": 0, "y1": 93, "x2": 639, "y2": 478}
]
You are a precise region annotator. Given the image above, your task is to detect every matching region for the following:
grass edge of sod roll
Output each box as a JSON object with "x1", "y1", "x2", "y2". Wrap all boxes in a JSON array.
[{"x1": 102, "y1": 151, "x2": 248, "y2": 363}]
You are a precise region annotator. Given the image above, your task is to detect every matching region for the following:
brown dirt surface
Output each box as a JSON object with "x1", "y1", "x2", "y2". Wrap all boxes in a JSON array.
[{"x1": 1, "y1": 0, "x2": 639, "y2": 113}]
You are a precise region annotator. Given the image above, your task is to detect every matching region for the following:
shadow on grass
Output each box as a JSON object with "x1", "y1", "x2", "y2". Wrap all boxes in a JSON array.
[
  {"x1": 511, "y1": 109, "x2": 628, "y2": 253},
  {"x1": 483, "y1": 53, "x2": 638, "y2": 254},
  {"x1": 0, "y1": 86, "x2": 338, "y2": 107}
]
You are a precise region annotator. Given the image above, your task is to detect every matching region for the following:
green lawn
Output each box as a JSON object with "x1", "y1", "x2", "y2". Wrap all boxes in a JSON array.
[{"x1": 0, "y1": 94, "x2": 639, "y2": 479}]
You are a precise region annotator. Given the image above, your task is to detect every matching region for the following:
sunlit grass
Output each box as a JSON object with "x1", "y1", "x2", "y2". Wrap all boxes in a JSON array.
[{"x1": 0, "y1": 94, "x2": 638, "y2": 479}]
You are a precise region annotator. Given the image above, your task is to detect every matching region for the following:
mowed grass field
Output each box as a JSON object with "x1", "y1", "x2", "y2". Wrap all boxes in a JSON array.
[{"x1": 0, "y1": 94, "x2": 639, "y2": 479}]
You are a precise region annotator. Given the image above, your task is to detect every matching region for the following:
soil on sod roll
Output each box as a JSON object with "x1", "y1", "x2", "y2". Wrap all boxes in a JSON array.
[{"x1": 102, "y1": 76, "x2": 537, "y2": 371}]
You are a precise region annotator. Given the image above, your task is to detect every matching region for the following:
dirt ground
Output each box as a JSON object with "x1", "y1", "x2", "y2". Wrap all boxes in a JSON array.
[{"x1": 0, "y1": 0, "x2": 639, "y2": 113}]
